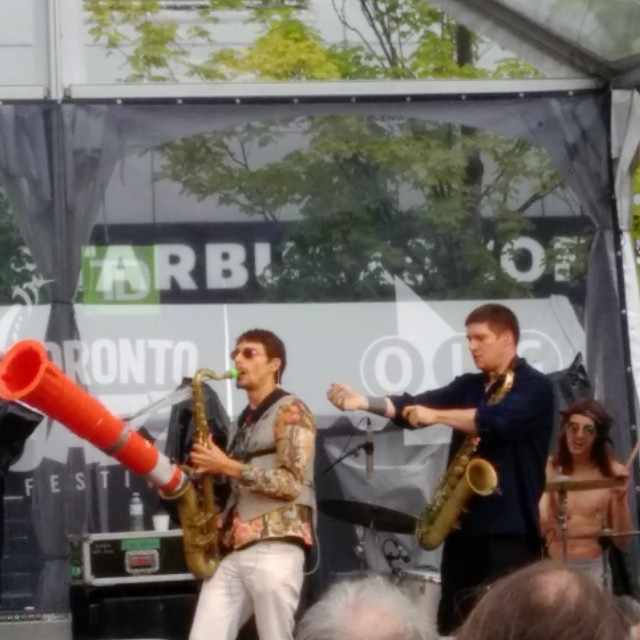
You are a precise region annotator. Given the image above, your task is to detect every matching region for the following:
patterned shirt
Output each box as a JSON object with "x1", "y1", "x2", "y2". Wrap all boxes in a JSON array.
[{"x1": 224, "y1": 396, "x2": 316, "y2": 550}]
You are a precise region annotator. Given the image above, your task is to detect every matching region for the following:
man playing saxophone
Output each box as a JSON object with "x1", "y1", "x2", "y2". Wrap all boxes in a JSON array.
[
  {"x1": 327, "y1": 303, "x2": 554, "y2": 635},
  {"x1": 189, "y1": 328, "x2": 316, "y2": 640}
]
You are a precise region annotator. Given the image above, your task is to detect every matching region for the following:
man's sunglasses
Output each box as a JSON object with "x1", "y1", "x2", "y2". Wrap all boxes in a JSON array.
[
  {"x1": 565, "y1": 422, "x2": 596, "y2": 436},
  {"x1": 230, "y1": 347, "x2": 264, "y2": 360}
]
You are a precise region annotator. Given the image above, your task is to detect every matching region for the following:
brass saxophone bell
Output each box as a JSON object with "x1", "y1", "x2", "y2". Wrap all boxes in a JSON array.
[{"x1": 414, "y1": 367, "x2": 514, "y2": 550}]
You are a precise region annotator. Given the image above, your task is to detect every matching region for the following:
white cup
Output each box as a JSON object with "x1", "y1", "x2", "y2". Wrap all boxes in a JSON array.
[{"x1": 152, "y1": 513, "x2": 170, "y2": 532}]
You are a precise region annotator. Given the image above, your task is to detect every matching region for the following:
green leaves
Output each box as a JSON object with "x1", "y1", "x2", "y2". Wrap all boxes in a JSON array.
[
  {"x1": 208, "y1": 14, "x2": 342, "y2": 80},
  {"x1": 85, "y1": 0, "x2": 542, "y2": 82},
  {"x1": 85, "y1": 1, "x2": 579, "y2": 303},
  {"x1": 0, "y1": 188, "x2": 42, "y2": 304}
]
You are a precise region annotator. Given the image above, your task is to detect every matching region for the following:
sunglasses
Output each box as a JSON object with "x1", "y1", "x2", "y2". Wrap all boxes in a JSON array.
[
  {"x1": 230, "y1": 347, "x2": 265, "y2": 360},
  {"x1": 565, "y1": 421, "x2": 596, "y2": 436}
]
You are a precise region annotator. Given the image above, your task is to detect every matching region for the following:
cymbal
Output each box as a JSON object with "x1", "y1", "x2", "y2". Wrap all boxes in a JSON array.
[
  {"x1": 545, "y1": 475, "x2": 626, "y2": 492},
  {"x1": 568, "y1": 529, "x2": 640, "y2": 540},
  {"x1": 318, "y1": 500, "x2": 417, "y2": 534}
]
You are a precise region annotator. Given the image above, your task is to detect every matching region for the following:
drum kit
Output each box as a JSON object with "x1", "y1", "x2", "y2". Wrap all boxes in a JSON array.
[
  {"x1": 319, "y1": 427, "x2": 440, "y2": 632},
  {"x1": 320, "y1": 474, "x2": 638, "y2": 597},
  {"x1": 544, "y1": 474, "x2": 639, "y2": 590},
  {"x1": 320, "y1": 430, "x2": 637, "y2": 626},
  {"x1": 318, "y1": 497, "x2": 440, "y2": 631}
]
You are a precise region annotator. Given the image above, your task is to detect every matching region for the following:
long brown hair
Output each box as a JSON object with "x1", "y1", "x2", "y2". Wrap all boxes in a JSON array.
[{"x1": 552, "y1": 398, "x2": 615, "y2": 476}]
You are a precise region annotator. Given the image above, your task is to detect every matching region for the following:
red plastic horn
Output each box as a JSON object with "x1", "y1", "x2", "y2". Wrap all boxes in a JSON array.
[{"x1": 0, "y1": 339, "x2": 185, "y2": 493}]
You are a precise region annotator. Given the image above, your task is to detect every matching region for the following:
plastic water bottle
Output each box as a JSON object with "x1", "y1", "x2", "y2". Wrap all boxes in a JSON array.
[{"x1": 129, "y1": 492, "x2": 144, "y2": 531}]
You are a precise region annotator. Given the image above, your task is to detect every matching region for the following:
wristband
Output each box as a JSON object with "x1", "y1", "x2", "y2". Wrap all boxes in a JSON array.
[{"x1": 366, "y1": 396, "x2": 388, "y2": 416}]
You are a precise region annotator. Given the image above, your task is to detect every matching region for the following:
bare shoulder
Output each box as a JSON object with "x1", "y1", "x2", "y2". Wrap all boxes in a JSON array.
[{"x1": 545, "y1": 457, "x2": 561, "y2": 476}]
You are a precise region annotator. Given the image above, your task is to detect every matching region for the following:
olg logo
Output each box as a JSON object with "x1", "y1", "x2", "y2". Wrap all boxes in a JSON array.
[
  {"x1": 360, "y1": 330, "x2": 564, "y2": 394},
  {"x1": 360, "y1": 337, "x2": 426, "y2": 396},
  {"x1": 432, "y1": 329, "x2": 563, "y2": 384},
  {"x1": 82, "y1": 246, "x2": 158, "y2": 304}
]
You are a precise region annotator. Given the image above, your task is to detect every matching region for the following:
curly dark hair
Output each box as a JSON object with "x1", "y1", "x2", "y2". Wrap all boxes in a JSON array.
[
  {"x1": 552, "y1": 398, "x2": 615, "y2": 476},
  {"x1": 235, "y1": 328, "x2": 286, "y2": 383}
]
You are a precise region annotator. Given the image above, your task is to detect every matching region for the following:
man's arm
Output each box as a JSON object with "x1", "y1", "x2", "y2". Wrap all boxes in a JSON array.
[
  {"x1": 400, "y1": 405, "x2": 477, "y2": 433},
  {"x1": 190, "y1": 399, "x2": 315, "y2": 501},
  {"x1": 326, "y1": 383, "x2": 396, "y2": 418},
  {"x1": 326, "y1": 377, "x2": 472, "y2": 425},
  {"x1": 238, "y1": 399, "x2": 316, "y2": 501},
  {"x1": 608, "y1": 461, "x2": 633, "y2": 548},
  {"x1": 190, "y1": 437, "x2": 243, "y2": 479}
]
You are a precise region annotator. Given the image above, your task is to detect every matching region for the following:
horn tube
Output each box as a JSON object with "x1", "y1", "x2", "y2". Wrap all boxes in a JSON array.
[{"x1": 0, "y1": 339, "x2": 186, "y2": 493}]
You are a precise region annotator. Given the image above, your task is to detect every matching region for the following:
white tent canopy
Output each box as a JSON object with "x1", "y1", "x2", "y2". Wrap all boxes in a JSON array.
[
  {"x1": 2, "y1": 0, "x2": 640, "y2": 611},
  {"x1": 422, "y1": 0, "x2": 640, "y2": 432},
  {"x1": 427, "y1": 0, "x2": 640, "y2": 87}
]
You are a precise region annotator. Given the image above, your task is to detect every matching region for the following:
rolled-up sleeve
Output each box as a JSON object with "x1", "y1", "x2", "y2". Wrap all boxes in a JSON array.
[{"x1": 390, "y1": 375, "x2": 477, "y2": 428}]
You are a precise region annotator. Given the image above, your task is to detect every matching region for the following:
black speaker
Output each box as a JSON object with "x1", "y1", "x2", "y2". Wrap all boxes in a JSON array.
[
  {"x1": 0, "y1": 611, "x2": 71, "y2": 640},
  {"x1": 70, "y1": 583, "x2": 197, "y2": 640}
]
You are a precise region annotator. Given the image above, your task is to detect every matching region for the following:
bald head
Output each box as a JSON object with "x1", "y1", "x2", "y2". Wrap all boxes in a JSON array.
[
  {"x1": 531, "y1": 566, "x2": 583, "y2": 606},
  {"x1": 455, "y1": 561, "x2": 627, "y2": 640}
]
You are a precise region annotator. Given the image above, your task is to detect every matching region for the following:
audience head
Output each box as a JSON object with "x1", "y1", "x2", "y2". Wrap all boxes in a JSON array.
[
  {"x1": 295, "y1": 574, "x2": 432, "y2": 640},
  {"x1": 615, "y1": 595, "x2": 640, "y2": 640},
  {"x1": 454, "y1": 560, "x2": 627, "y2": 640}
]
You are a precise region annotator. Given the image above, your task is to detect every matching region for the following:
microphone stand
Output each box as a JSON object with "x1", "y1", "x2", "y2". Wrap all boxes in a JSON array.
[
  {"x1": 558, "y1": 487, "x2": 568, "y2": 563},
  {"x1": 317, "y1": 442, "x2": 369, "y2": 476}
]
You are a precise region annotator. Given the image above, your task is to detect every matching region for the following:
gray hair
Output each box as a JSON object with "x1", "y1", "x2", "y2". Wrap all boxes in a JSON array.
[{"x1": 295, "y1": 574, "x2": 433, "y2": 640}]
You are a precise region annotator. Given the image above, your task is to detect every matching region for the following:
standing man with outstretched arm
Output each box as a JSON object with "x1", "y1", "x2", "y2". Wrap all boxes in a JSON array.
[
  {"x1": 189, "y1": 328, "x2": 316, "y2": 640},
  {"x1": 327, "y1": 304, "x2": 555, "y2": 635}
]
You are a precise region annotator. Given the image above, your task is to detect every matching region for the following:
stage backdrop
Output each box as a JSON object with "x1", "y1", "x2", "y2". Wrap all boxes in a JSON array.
[
  {"x1": 0, "y1": 88, "x2": 632, "y2": 609},
  {"x1": 0, "y1": 291, "x2": 584, "y2": 604}
]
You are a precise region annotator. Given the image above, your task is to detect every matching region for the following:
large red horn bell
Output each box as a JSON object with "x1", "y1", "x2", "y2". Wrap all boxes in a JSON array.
[{"x1": 0, "y1": 339, "x2": 185, "y2": 492}]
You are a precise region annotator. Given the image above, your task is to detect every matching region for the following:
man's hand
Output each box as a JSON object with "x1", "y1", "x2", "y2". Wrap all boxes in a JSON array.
[
  {"x1": 327, "y1": 383, "x2": 367, "y2": 412},
  {"x1": 401, "y1": 405, "x2": 438, "y2": 428},
  {"x1": 610, "y1": 461, "x2": 630, "y2": 498},
  {"x1": 190, "y1": 435, "x2": 242, "y2": 479}
]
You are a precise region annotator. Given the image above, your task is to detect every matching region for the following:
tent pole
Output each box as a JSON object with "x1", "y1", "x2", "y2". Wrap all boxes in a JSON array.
[{"x1": 607, "y1": 88, "x2": 640, "y2": 523}]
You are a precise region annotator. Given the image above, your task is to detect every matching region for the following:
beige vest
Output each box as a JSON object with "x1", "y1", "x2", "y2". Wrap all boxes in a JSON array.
[{"x1": 230, "y1": 394, "x2": 316, "y2": 522}]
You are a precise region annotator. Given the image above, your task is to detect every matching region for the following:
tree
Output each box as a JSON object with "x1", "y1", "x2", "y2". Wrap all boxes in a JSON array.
[
  {"x1": 88, "y1": 1, "x2": 587, "y2": 304},
  {"x1": 0, "y1": 188, "x2": 42, "y2": 304}
]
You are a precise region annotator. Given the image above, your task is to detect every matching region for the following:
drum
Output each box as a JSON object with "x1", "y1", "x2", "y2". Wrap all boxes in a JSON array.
[{"x1": 393, "y1": 568, "x2": 441, "y2": 631}]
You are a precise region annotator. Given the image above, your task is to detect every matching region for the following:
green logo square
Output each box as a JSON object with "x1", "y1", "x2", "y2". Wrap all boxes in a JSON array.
[{"x1": 82, "y1": 245, "x2": 159, "y2": 304}]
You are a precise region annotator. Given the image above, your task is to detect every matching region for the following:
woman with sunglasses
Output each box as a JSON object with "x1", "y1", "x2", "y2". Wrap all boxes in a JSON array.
[{"x1": 539, "y1": 398, "x2": 632, "y2": 583}]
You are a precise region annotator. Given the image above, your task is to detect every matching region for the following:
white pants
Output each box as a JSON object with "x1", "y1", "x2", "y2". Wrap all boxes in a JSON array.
[{"x1": 189, "y1": 541, "x2": 305, "y2": 640}]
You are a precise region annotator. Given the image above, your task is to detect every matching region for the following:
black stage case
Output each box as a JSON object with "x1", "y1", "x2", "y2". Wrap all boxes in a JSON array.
[{"x1": 69, "y1": 530, "x2": 197, "y2": 640}]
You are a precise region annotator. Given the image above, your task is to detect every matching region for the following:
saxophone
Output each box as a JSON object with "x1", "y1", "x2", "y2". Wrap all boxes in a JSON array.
[
  {"x1": 414, "y1": 369, "x2": 514, "y2": 550},
  {"x1": 161, "y1": 367, "x2": 237, "y2": 579}
]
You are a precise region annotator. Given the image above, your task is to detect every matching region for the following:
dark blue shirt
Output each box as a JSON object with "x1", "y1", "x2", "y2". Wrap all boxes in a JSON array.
[{"x1": 390, "y1": 358, "x2": 554, "y2": 536}]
